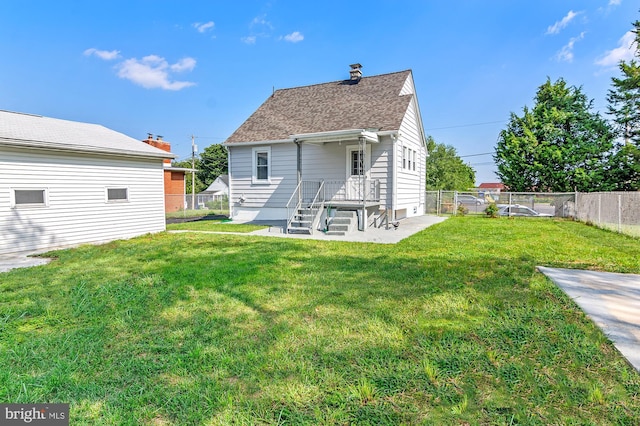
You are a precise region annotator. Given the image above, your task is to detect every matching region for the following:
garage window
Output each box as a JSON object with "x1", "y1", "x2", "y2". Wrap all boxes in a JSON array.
[
  {"x1": 12, "y1": 189, "x2": 48, "y2": 207},
  {"x1": 106, "y1": 187, "x2": 129, "y2": 202}
]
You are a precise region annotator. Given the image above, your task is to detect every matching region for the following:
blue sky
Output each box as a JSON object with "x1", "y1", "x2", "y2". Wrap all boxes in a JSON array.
[{"x1": 1, "y1": 0, "x2": 637, "y2": 184}]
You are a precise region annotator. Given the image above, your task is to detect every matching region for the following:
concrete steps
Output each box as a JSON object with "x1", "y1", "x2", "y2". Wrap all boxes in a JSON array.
[{"x1": 326, "y1": 210, "x2": 357, "y2": 236}]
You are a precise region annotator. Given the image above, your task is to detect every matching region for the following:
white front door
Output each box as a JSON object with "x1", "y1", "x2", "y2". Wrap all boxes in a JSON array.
[{"x1": 346, "y1": 146, "x2": 370, "y2": 200}]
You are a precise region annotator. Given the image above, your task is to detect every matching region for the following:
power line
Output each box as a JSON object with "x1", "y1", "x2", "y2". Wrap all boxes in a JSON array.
[
  {"x1": 191, "y1": 136, "x2": 226, "y2": 140},
  {"x1": 425, "y1": 120, "x2": 506, "y2": 131},
  {"x1": 460, "y1": 152, "x2": 493, "y2": 158},
  {"x1": 469, "y1": 161, "x2": 496, "y2": 166}
]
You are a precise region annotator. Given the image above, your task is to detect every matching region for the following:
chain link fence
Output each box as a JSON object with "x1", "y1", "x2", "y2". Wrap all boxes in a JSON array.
[
  {"x1": 426, "y1": 190, "x2": 640, "y2": 238},
  {"x1": 165, "y1": 194, "x2": 229, "y2": 221},
  {"x1": 575, "y1": 192, "x2": 640, "y2": 237},
  {"x1": 426, "y1": 191, "x2": 576, "y2": 217}
]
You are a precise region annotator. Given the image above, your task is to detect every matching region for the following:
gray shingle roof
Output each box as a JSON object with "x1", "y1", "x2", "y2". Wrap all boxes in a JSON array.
[
  {"x1": 225, "y1": 70, "x2": 413, "y2": 144},
  {"x1": 0, "y1": 110, "x2": 174, "y2": 159}
]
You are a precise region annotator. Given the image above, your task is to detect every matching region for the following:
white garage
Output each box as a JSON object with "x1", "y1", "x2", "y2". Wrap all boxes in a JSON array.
[{"x1": 0, "y1": 110, "x2": 173, "y2": 255}]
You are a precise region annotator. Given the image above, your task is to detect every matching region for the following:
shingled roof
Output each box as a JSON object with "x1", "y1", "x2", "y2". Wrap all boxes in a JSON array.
[
  {"x1": 225, "y1": 70, "x2": 413, "y2": 144},
  {"x1": 0, "y1": 110, "x2": 173, "y2": 159}
]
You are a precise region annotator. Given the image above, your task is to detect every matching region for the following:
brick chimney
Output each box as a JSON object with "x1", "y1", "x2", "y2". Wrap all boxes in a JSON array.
[{"x1": 143, "y1": 134, "x2": 172, "y2": 165}]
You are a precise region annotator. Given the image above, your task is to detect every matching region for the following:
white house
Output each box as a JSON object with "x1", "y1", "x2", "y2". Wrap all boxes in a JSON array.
[
  {"x1": 0, "y1": 110, "x2": 174, "y2": 255},
  {"x1": 223, "y1": 64, "x2": 428, "y2": 234},
  {"x1": 201, "y1": 174, "x2": 229, "y2": 198}
]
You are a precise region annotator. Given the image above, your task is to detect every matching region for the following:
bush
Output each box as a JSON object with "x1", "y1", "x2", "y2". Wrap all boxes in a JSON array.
[
  {"x1": 485, "y1": 202, "x2": 499, "y2": 218},
  {"x1": 457, "y1": 204, "x2": 468, "y2": 216}
]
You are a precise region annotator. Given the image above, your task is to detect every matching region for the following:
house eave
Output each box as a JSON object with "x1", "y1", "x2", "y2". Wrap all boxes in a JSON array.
[
  {"x1": 290, "y1": 129, "x2": 380, "y2": 144},
  {"x1": 222, "y1": 138, "x2": 294, "y2": 147},
  {"x1": 0, "y1": 137, "x2": 176, "y2": 160}
]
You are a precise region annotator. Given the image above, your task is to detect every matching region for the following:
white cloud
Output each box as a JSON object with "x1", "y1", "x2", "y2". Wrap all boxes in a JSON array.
[
  {"x1": 546, "y1": 10, "x2": 581, "y2": 35},
  {"x1": 283, "y1": 31, "x2": 304, "y2": 43},
  {"x1": 609, "y1": 0, "x2": 621, "y2": 5},
  {"x1": 241, "y1": 36, "x2": 257, "y2": 45},
  {"x1": 595, "y1": 31, "x2": 636, "y2": 67},
  {"x1": 193, "y1": 21, "x2": 215, "y2": 33},
  {"x1": 251, "y1": 15, "x2": 273, "y2": 30},
  {"x1": 84, "y1": 48, "x2": 120, "y2": 60},
  {"x1": 170, "y1": 57, "x2": 196, "y2": 72},
  {"x1": 555, "y1": 32, "x2": 586, "y2": 62},
  {"x1": 116, "y1": 55, "x2": 196, "y2": 91}
]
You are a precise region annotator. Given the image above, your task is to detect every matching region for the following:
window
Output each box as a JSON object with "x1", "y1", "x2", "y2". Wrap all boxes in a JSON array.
[
  {"x1": 346, "y1": 146, "x2": 370, "y2": 178},
  {"x1": 402, "y1": 146, "x2": 407, "y2": 169},
  {"x1": 412, "y1": 150, "x2": 417, "y2": 171},
  {"x1": 12, "y1": 189, "x2": 47, "y2": 207},
  {"x1": 351, "y1": 149, "x2": 364, "y2": 176},
  {"x1": 106, "y1": 187, "x2": 129, "y2": 202},
  {"x1": 252, "y1": 147, "x2": 271, "y2": 183}
]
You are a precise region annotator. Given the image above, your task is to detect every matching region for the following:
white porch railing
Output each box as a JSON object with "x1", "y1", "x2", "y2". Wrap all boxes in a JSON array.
[{"x1": 324, "y1": 180, "x2": 380, "y2": 202}]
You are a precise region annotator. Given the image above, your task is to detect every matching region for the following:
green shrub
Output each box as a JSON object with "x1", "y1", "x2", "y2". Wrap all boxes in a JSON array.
[{"x1": 485, "y1": 202, "x2": 499, "y2": 218}]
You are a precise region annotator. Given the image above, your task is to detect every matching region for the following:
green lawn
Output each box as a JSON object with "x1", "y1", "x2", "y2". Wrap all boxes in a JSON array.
[
  {"x1": 1, "y1": 217, "x2": 639, "y2": 425},
  {"x1": 166, "y1": 220, "x2": 268, "y2": 233}
]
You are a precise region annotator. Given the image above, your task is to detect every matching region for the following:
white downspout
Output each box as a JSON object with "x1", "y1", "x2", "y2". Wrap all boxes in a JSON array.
[
  {"x1": 360, "y1": 136, "x2": 367, "y2": 231},
  {"x1": 224, "y1": 145, "x2": 232, "y2": 218},
  {"x1": 391, "y1": 133, "x2": 398, "y2": 221}
]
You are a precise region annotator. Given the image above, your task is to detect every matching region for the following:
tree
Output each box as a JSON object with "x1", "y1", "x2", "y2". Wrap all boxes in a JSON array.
[
  {"x1": 606, "y1": 18, "x2": 640, "y2": 190},
  {"x1": 172, "y1": 159, "x2": 207, "y2": 194},
  {"x1": 172, "y1": 143, "x2": 229, "y2": 195},
  {"x1": 197, "y1": 144, "x2": 228, "y2": 188},
  {"x1": 495, "y1": 78, "x2": 616, "y2": 192},
  {"x1": 425, "y1": 136, "x2": 476, "y2": 190}
]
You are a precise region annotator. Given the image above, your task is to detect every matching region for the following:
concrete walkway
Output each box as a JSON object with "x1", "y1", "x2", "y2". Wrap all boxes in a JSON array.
[
  {"x1": 538, "y1": 266, "x2": 640, "y2": 372},
  {"x1": 0, "y1": 251, "x2": 51, "y2": 273},
  {"x1": 235, "y1": 214, "x2": 448, "y2": 244}
]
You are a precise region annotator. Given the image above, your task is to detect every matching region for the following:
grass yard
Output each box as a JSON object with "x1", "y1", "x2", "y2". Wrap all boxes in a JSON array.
[
  {"x1": 166, "y1": 220, "x2": 268, "y2": 233},
  {"x1": 1, "y1": 217, "x2": 639, "y2": 424}
]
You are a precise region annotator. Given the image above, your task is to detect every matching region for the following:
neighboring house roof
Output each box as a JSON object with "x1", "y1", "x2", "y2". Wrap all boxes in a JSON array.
[
  {"x1": 478, "y1": 183, "x2": 506, "y2": 190},
  {"x1": 201, "y1": 174, "x2": 229, "y2": 194},
  {"x1": 0, "y1": 110, "x2": 175, "y2": 159},
  {"x1": 166, "y1": 166, "x2": 196, "y2": 173},
  {"x1": 225, "y1": 70, "x2": 413, "y2": 144}
]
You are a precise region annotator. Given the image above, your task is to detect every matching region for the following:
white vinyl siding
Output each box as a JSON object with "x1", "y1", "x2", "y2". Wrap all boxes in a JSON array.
[
  {"x1": 229, "y1": 144, "x2": 297, "y2": 210},
  {"x1": 229, "y1": 138, "x2": 395, "y2": 217},
  {"x1": 0, "y1": 147, "x2": 166, "y2": 255},
  {"x1": 252, "y1": 147, "x2": 271, "y2": 184},
  {"x1": 399, "y1": 74, "x2": 415, "y2": 96},
  {"x1": 12, "y1": 189, "x2": 48, "y2": 207},
  {"x1": 396, "y1": 95, "x2": 426, "y2": 215},
  {"x1": 106, "y1": 187, "x2": 129, "y2": 202}
]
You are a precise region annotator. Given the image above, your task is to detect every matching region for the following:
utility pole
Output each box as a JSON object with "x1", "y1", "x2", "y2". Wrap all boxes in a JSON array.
[{"x1": 191, "y1": 135, "x2": 197, "y2": 210}]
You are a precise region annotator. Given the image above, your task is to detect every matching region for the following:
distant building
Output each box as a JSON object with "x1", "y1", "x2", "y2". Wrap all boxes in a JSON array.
[
  {"x1": 142, "y1": 134, "x2": 194, "y2": 213},
  {"x1": 477, "y1": 182, "x2": 506, "y2": 203},
  {"x1": 478, "y1": 182, "x2": 506, "y2": 192},
  {"x1": 201, "y1": 174, "x2": 229, "y2": 198}
]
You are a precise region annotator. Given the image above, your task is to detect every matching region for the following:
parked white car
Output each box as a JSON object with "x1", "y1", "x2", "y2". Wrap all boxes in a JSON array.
[{"x1": 498, "y1": 204, "x2": 552, "y2": 217}]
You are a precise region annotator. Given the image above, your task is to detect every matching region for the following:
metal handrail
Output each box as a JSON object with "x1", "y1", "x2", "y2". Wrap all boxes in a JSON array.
[
  {"x1": 286, "y1": 181, "x2": 303, "y2": 232},
  {"x1": 308, "y1": 181, "x2": 325, "y2": 233}
]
